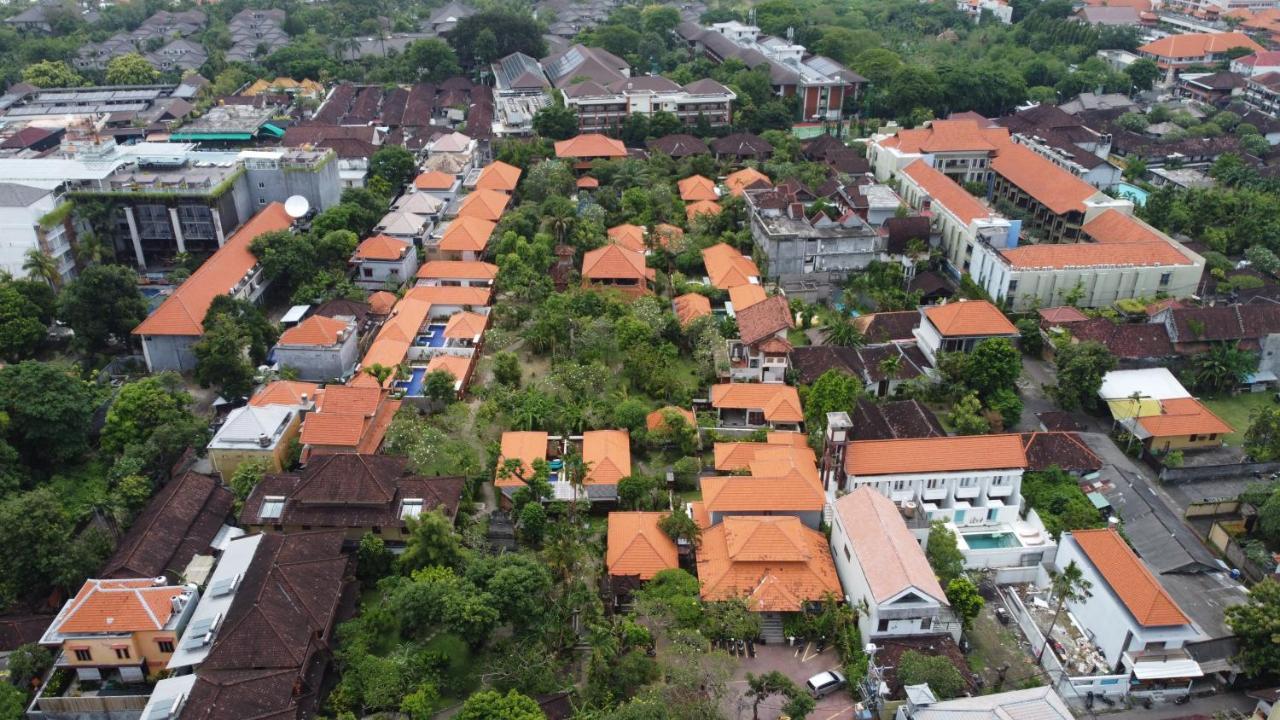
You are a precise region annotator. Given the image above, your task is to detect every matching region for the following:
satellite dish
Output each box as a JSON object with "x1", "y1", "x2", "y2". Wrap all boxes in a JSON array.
[{"x1": 284, "y1": 195, "x2": 310, "y2": 219}]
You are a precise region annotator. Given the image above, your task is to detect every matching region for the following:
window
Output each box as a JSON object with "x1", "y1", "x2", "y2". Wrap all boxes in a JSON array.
[
  {"x1": 74, "y1": 648, "x2": 92, "y2": 662},
  {"x1": 363, "y1": 268, "x2": 374, "y2": 278},
  {"x1": 921, "y1": 617, "x2": 932, "y2": 630},
  {"x1": 157, "y1": 639, "x2": 174, "y2": 653},
  {"x1": 959, "y1": 477, "x2": 978, "y2": 488},
  {"x1": 926, "y1": 478, "x2": 942, "y2": 489},
  {"x1": 877, "y1": 619, "x2": 889, "y2": 632},
  {"x1": 892, "y1": 480, "x2": 908, "y2": 492},
  {"x1": 260, "y1": 496, "x2": 285, "y2": 519},
  {"x1": 1159, "y1": 272, "x2": 1172, "y2": 286},
  {"x1": 258, "y1": 197, "x2": 266, "y2": 205},
  {"x1": 258, "y1": 181, "x2": 266, "y2": 188},
  {"x1": 843, "y1": 544, "x2": 851, "y2": 562},
  {"x1": 114, "y1": 647, "x2": 131, "y2": 660},
  {"x1": 1188, "y1": 434, "x2": 1199, "y2": 442},
  {"x1": 401, "y1": 499, "x2": 424, "y2": 520},
  {"x1": 1008, "y1": 280, "x2": 1018, "y2": 292}
]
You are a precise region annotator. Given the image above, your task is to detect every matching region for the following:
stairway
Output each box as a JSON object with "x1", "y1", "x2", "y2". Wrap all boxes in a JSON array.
[{"x1": 760, "y1": 613, "x2": 785, "y2": 644}]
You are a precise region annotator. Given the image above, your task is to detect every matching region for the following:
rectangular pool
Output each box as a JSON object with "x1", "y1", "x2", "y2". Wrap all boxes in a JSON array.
[
  {"x1": 414, "y1": 324, "x2": 448, "y2": 348},
  {"x1": 963, "y1": 532, "x2": 1020, "y2": 550},
  {"x1": 393, "y1": 366, "x2": 428, "y2": 396}
]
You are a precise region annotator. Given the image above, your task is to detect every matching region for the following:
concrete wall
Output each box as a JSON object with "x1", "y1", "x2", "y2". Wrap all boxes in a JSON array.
[
  {"x1": 356, "y1": 251, "x2": 419, "y2": 290},
  {"x1": 710, "y1": 508, "x2": 821, "y2": 529},
  {"x1": 274, "y1": 334, "x2": 359, "y2": 382},
  {"x1": 243, "y1": 152, "x2": 341, "y2": 213},
  {"x1": 141, "y1": 334, "x2": 199, "y2": 372}
]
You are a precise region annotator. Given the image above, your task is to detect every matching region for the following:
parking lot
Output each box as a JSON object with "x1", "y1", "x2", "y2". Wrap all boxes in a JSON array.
[{"x1": 721, "y1": 643, "x2": 861, "y2": 720}]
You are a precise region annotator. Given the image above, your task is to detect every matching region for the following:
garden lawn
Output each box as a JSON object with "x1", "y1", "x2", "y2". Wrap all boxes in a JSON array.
[{"x1": 1201, "y1": 393, "x2": 1273, "y2": 446}]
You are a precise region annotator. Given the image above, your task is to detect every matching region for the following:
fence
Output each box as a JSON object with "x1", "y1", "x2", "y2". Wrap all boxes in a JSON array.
[
  {"x1": 1158, "y1": 460, "x2": 1280, "y2": 484},
  {"x1": 1184, "y1": 499, "x2": 1242, "y2": 518},
  {"x1": 1206, "y1": 521, "x2": 1269, "y2": 582}
]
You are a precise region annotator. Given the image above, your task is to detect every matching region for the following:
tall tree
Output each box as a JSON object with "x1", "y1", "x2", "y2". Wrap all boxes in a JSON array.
[
  {"x1": 1224, "y1": 578, "x2": 1280, "y2": 676},
  {"x1": 21, "y1": 248, "x2": 58, "y2": 288},
  {"x1": 532, "y1": 104, "x2": 579, "y2": 141},
  {"x1": 926, "y1": 520, "x2": 965, "y2": 585},
  {"x1": 0, "y1": 361, "x2": 97, "y2": 467},
  {"x1": 58, "y1": 264, "x2": 148, "y2": 352},
  {"x1": 22, "y1": 60, "x2": 83, "y2": 88},
  {"x1": 192, "y1": 315, "x2": 255, "y2": 398},
  {"x1": 446, "y1": 11, "x2": 546, "y2": 68},
  {"x1": 105, "y1": 53, "x2": 159, "y2": 85},
  {"x1": 369, "y1": 145, "x2": 417, "y2": 191},
  {"x1": 0, "y1": 284, "x2": 45, "y2": 362},
  {"x1": 1188, "y1": 342, "x2": 1255, "y2": 394},
  {"x1": 456, "y1": 690, "x2": 545, "y2": 720},
  {"x1": 1037, "y1": 560, "x2": 1093, "y2": 661},
  {"x1": 101, "y1": 373, "x2": 195, "y2": 455},
  {"x1": 1050, "y1": 340, "x2": 1115, "y2": 411}
]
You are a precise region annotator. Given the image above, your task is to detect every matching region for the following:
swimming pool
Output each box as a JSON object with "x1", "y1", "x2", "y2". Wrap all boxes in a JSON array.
[
  {"x1": 394, "y1": 366, "x2": 428, "y2": 396},
  {"x1": 1115, "y1": 182, "x2": 1149, "y2": 207},
  {"x1": 963, "y1": 532, "x2": 1020, "y2": 550},
  {"x1": 414, "y1": 324, "x2": 448, "y2": 348}
]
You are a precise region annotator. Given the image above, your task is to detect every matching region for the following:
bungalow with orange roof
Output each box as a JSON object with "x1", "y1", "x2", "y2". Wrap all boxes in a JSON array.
[
  {"x1": 606, "y1": 511, "x2": 678, "y2": 607},
  {"x1": 554, "y1": 133, "x2": 628, "y2": 165},
  {"x1": 39, "y1": 578, "x2": 198, "y2": 682},
  {"x1": 494, "y1": 430, "x2": 553, "y2": 505},
  {"x1": 724, "y1": 167, "x2": 771, "y2": 197},
  {"x1": 686, "y1": 199, "x2": 722, "y2": 221},
  {"x1": 608, "y1": 224, "x2": 647, "y2": 253},
  {"x1": 696, "y1": 451, "x2": 825, "y2": 529},
  {"x1": 726, "y1": 294, "x2": 793, "y2": 383},
  {"x1": 1056, "y1": 528, "x2": 1204, "y2": 686},
  {"x1": 713, "y1": 432, "x2": 814, "y2": 473},
  {"x1": 299, "y1": 384, "x2": 400, "y2": 456},
  {"x1": 701, "y1": 242, "x2": 760, "y2": 289},
  {"x1": 695, "y1": 516, "x2": 841, "y2": 640},
  {"x1": 416, "y1": 259, "x2": 499, "y2": 287},
  {"x1": 133, "y1": 203, "x2": 293, "y2": 372},
  {"x1": 1138, "y1": 31, "x2": 1263, "y2": 81},
  {"x1": 582, "y1": 429, "x2": 631, "y2": 502},
  {"x1": 708, "y1": 383, "x2": 803, "y2": 431},
  {"x1": 831, "y1": 488, "x2": 957, "y2": 642},
  {"x1": 273, "y1": 314, "x2": 359, "y2": 381},
  {"x1": 672, "y1": 292, "x2": 712, "y2": 327},
  {"x1": 474, "y1": 160, "x2": 522, "y2": 193},
  {"x1": 412, "y1": 169, "x2": 461, "y2": 197},
  {"x1": 913, "y1": 299, "x2": 1018, "y2": 365},
  {"x1": 436, "y1": 215, "x2": 496, "y2": 261},
  {"x1": 582, "y1": 243, "x2": 655, "y2": 297},
  {"x1": 455, "y1": 188, "x2": 510, "y2": 222},
  {"x1": 1120, "y1": 396, "x2": 1233, "y2": 453},
  {"x1": 678, "y1": 175, "x2": 719, "y2": 202},
  {"x1": 352, "y1": 234, "x2": 419, "y2": 290}
]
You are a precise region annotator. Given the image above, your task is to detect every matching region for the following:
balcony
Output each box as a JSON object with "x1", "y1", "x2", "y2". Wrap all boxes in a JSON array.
[
  {"x1": 954, "y1": 484, "x2": 980, "y2": 499},
  {"x1": 987, "y1": 483, "x2": 1013, "y2": 498},
  {"x1": 922, "y1": 485, "x2": 947, "y2": 501}
]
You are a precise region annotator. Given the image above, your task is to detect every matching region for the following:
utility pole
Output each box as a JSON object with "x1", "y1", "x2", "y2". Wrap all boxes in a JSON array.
[{"x1": 862, "y1": 643, "x2": 886, "y2": 718}]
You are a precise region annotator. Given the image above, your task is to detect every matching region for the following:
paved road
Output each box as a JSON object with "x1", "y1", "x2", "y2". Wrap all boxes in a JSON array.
[{"x1": 722, "y1": 644, "x2": 859, "y2": 720}]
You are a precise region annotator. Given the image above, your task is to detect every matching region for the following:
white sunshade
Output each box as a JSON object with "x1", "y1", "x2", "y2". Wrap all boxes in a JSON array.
[
  {"x1": 1131, "y1": 657, "x2": 1204, "y2": 680},
  {"x1": 1098, "y1": 368, "x2": 1190, "y2": 402}
]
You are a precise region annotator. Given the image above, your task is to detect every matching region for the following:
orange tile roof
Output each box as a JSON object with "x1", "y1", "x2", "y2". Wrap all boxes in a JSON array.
[
  {"x1": 729, "y1": 284, "x2": 768, "y2": 312},
  {"x1": 888, "y1": 120, "x2": 1009, "y2": 154},
  {"x1": 702, "y1": 242, "x2": 760, "y2": 289},
  {"x1": 1138, "y1": 31, "x2": 1262, "y2": 60},
  {"x1": 1071, "y1": 529, "x2": 1191, "y2": 627},
  {"x1": 678, "y1": 174, "x2": 719, "y2": 201},
  {"x1": 607, "y1": 512, "x2": 678, "y2": 580},
  {"x1": 439, "y1": 216, "x2": 497, "y2": 252},
  {"x1": 134, "y1": 203, "x2": 292, "y2": 336},
  {"x1": 608, "y1": 224, "x2": 647, "y2": 252},
  {"x1": 278, "y1": 315, "x2": 350, "y2": 347},
  {"x1": 923, "y1": 300, "x2": 1017, "y2": 337},
  {"x1": 443, "y1": 310, "x2": 488, "y2": 339},
  {"x1": 901, "y1": 159, "x2": 994, "y2": 225},
  {"x1": 302, "y1": 385, "x2": 397, "y2": 451},
  {"x1": 368, "y1": 291, "x2": 397, "y2": 315},
  {"x1": 404, "y1": 284, "x2": 493, "y2": 306},
  {"x1": 689, "y1": 500, "x2": 711, "y2": 529},
  {"x1": 455, "y1": 189, "x2": 510, "y2": 221},
  {"x1": 361, "y1": 296, "x2": 431, "y2": 370},
  {"x1": 702, "y1": 469, "x2": 823, "y2": 513},
  {"x1": 584, "y1": 429, "x2": 631, "y2": 485},
  {"x1": 56, "y1": 579, "x2": 186, "y2": 634},
  {"x1": 646, "y1": 406, "x2": 697, "y2": 431},
  {"x1": 582, "y1": 243, "x2": 655, "y2": 282},
  {"x1": 714, "y1": 440, "x2": 816, "y2": 472},
  {"x1": 652, "y1": 224, "x2": 684, "y2": 249},
  {"x1": 724, "y1": 167, "x2": 771, "y2": 196},
  {"x1": 425, "y1": 354, "x2": 471, "y2": 383},
  {"x1": 474, "y1": 160, "x2": 522, "y2": 192},
  {"x1": 1002, "y1": 210, "x2": 1193, "y2": 271},
  {"x1": 416, "y1": 260, "x2": 499, "y2": 280},
  {"x1": 1135, "y1": 397, "x2": 1233, "y2": 438},
  {"x1": 413, "y1": 170, "x2": 457, "y2": 191},
  {"x1": 686, "y1": 199, "x2": 723, "y2": 220},
  {"x1": 495, "y1": 431, "x2": 549, "y2": 487},
  {"x1": 846, "y1": 434, "x2": 1027, "y2": 476},
  {"x1": 251, "y1": 380, "x2": 320, "y2": 407},
  {"x1": 834, "y1": 488, "x2": 947, "y2": 604},
  {"x1": 673, "y1": 292, "x2": 712, "y2": 326},
  {"x1": 353, "y1": 234, "x2": 410, "y2": 261},
  {"x1": 576, "y1": 176, "x2": 599, "y2": 189},
  {"x1": 696, "y1": 516, "x2": 842, "y2": 611},
  {"x1": 992, "y1": 141, "x2": 1100, "y2": 215},
  {"x1": 554, "y1": 133, "x2": 627, "y2": 158},
  {"x1": 709, "y1": 383, "x2": 803, "y2": 423}
]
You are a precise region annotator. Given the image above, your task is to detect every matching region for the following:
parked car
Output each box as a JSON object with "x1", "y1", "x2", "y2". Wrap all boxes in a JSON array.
[{"x1": 805, "y1": 670, "x2": 847, "y2": 698}]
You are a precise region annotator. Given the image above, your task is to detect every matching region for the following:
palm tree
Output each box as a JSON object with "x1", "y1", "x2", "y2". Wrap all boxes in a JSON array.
[
  {"x1": 364, "y1": 363, "x2": 394, "y2": 385},
  {"x1": 878, "y1": 353, "x2": 903, "y2": 380},
  {"x1": 23, "y1": 248, "x2": 59, "y2": 288},
  {"x1": 1037, "y1": 560, "x2": 1093, "y2": 662},
  {"x1": 823, "y1": 313, "x2": 865, "y2": 348},
  {"x1": 74, "y1": 232, "x2": 105, "y2": 266}
]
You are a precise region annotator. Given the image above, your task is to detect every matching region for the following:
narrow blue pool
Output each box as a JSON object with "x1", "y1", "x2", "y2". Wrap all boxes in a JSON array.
[
  {"x1": 414, "y1": 323, "x2": 449, "y2": 348},
  {"x1": 1115, "y1": 182, "x2": 1149, "y2": 207},
  {"x1": 963, "y1": 532, "x2": 1019, "y2": 549},
  {"x1": 394, "y1": 366, "x2": 428, "y2": 396}
]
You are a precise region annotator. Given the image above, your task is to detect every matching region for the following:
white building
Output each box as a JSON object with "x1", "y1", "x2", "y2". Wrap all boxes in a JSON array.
[
  {"x1": 912, "y1": 300, "x2": 1019, "y2": 367},
  {"x1": 272, "y1": 314, "x2": 360, "y2": 382},
  {"x1": 0, "y1": 182, "x2": 84, "y2": 283},
  {"x1": 351, "y1": 234, "x2": 419, "y2": 290},
  {"x1": 1055, "y1": 529, "x2": 1205, "y2": 687},
  {"x1": 166, "y1": 533, "x2": 262, "y2": 670},
  {"x1": 831, "y1": 488, "x2": 957, "y2": 643}
]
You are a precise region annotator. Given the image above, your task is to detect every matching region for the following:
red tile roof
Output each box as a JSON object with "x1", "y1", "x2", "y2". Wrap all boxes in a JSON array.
[
  {"x1": 834, "y1": 488, "x2": 947, "y2": 604},
  {"x1": 582, "y1": 243, "x2": 655, "y2": 282},
  {"x1": 474, "y1": 160, "x2": 521, "y2": 192},
  {"x1": 607, "y1": 512, "x2": 678, "y2": 580},
  {"x1": 1071, "y1": 528, "x2": 1191, "y2": 627},
  {"x1": 413, "y1": 170, "x2": 457, "y2": 190},
  {"x1": 736, "y1": 294, "x2": 793, "y2": 345},
  {"x1": 55, "y1": 579, "x2": 186, "y2": 634},
  {"x1": 724, "y1": 167, "x2": 771, "y2": 196},
  {"x1": 696, "y1": 516, "x2": 841, "y2": 612},
  {"x1": 416, "y1": 260, "x2": 498, "y2": 280},
  {"x1": 495, "y1": 431, "x2": 549, "y2": 488},
  {"x1": 439, "y1": 216, "x2": 496, "y2": 252},
  {"x1": 608, "y1": 224, "x2": 646, "y2": 252},
  {"x1": 673, "y1": 292, "x2": 712, "y2": 326},
  {"x1": 646, "y1": 406, "x2": 697, "y2": 431},
  {"x1": 702, "y1": 242, "x2": 759, "y2": 289},
  {"x1": 678, "y1": 175, "x2": 719, "y2": 201},
  {"x1": 991, "y1": 142, "x2": 1101, "y2": 215},
  {"x1": 888, "y1": 119, "x2": 1009, "y2": 154},
  {"x1": 686, "y1": 199, "x2": 723, "y2": 220},
  {"x1": 1139, "y1": 31, "x2": 1262, "y2": 60},
  {"x1": 583, "y1": 429, "x2": 631, "y2": 485},
  {"x1": 134, "y1": 203, "x2": 292, "y2": 336},
  {"x1": 709, "y1": 383, "x2": 803, "y2": 423},
  {"x1": 1001, "y1": 211, "x2": 1193, "y2": 270},
  {"x1": 455, "y1": 188, "x2": 510, "y2": 221},
  {"x1": 251, "y1": 380, "x2": 320, "y2": 407},
  {"x1": 846, "y1": 434, "x2": 1027, "y2": 476}
]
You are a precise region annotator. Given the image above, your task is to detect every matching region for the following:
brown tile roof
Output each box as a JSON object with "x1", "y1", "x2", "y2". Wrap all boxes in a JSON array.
[
  {"x1": 901, "y1": 159, "x2": 994, "y2": 225},
  {"x1": 647, "y1": 133, "x2": 710, "y2": 157},
  {"x1": 702, "y1": 242, "x2": 759, "y2": 289},
  {"x1": 608, "y1": 223, "x2": 646, "y2": 252},
  {"x1": 847, "y1": 434, "x2": 1027, "y2": 476},
  {"x1": 100, "y1": 471, "x2": 232, "y2": 580},
  {"x1": 710, "y1": 132, "x2": 773, "y2": 157},
  {"x1": 673, "y1": 293, "x2": 712, "y2": 326},
  {"x1": 413, "y1": 170, "x2": 457, "y2": 190},
  {"x1": 183, "y1": 531, "x2": 350, "y2": 720},
  {"x1": 554, "y1": 133, "x2": 627, "y2": 158},
  {"x1": 134, "y1": 203, "x2": 292, "y2": 337},
  {"x1": 646, "y1": 406, "x2": 696, "y2": 431},
  {"x1": 278, "y1": 315, "x2": 350, "y2": 347},
  {"x1": 583, "y1": 429, "x2": 631, "y2": 486},
  {"x1": 696, "y1": 516, "x2": 841, "y2": 611},
  {"x1": 1063, "y1": 318, "x2": 1174, "y2": 360},
  {"x1": 1070, "y1": 529, "x2": 1191, "y2": 627},
  {"x1": 55, "y1": 579, "x2": 185, "y2": 634},
  {"x1": 352, "y1": 234, "x2": 410, "y2": 261},
  {"x1": 1138, "y1": 31, "x2": 1262, "y2": 60},
  {"x1": 495, "y1": 431, "x2": 549, "y2": 488},
  {"x1": 736, "y1": 294, "x2": 793, "y2": 345},
  {"x1": 849, "y1": 398, "x2": 945, "y2": 441},
  {"x1": 678, "y1": 175, "x2": 719, "y2": 201},
  {"x1": 582, "y1": 244, "x2": 654, "y2": 282},
  {"x1": 710, "y1": 383, "x2": 803, "y2": 423},
  {"x1": 923, "y1": 300, "x2": 1017, "y2": 337},
  {"x1": 1165, "y1": 304, "x2": 1280, "y2": 345},
  {"x1": 1020, "y1": 432, "x2": 1103, "y2": 473},
  {"x1": 607, "y1": 512, "x2": 678, "y2": 580},
  {"x1": 834, "y1": 488, "x2": 947, "y2": 604},
  {"x1": 1135, "y1": 397, "x2": 1233, "y2": 438},
  {"x1": 456, "y1": 188, "x2": 510, "y2": 221},
  {"x1": 853, "y1": 311, "x2": 919, "y2": 343},
  {"x1": 416, "y1": 260, "x2": 498, "y2": 280},
  {"x1": 439, "y1": 215, "x2": 496, "y2": 252},
  {"x1": 474, "y1": 160, "x2": 522, "y2": 192}
]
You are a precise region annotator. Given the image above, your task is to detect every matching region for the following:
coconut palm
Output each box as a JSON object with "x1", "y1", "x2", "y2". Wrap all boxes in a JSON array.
[
  {"x1": 878, "y1": 353, "x2": 903, "y2": 380},
  {"x1": 22, "y1": 248, "x2": 59, "y2": 287},
  {"x1": 74, "y1": 232, "x2": 105, "y2": 266},
  {"x1": 823, "y1": 312, "x2": 865, "y2": 348},
  {"x1": 364, "y1": 363, "x2": 394, "y2": 385},
  {"x1": 1037, "y1": 560, "x2": 1093, "y2": 661}
]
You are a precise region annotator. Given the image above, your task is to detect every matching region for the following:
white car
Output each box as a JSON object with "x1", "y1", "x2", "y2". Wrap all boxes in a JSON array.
[{"x1": 805, "y1": 670, "x2": 847, "y2": 698}]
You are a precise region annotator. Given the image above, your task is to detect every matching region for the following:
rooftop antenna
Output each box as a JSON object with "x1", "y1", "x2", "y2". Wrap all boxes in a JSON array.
[{"x1": 284, "y1": 195, "x2": 310, "y2": 219}]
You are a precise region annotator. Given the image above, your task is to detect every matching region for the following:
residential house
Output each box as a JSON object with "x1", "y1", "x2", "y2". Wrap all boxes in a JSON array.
[
  {"x1": 701, "y1": 242, "x2": 760, "y2": 291},
  {"x1": 1129, "y1": 397, "x2": 1234, "y2": 453},
  {"x1": 474, "y1": 160, "x2": 522, "y2": 193},
  {"x1": 1055, "y1": 529, "x2": 1205, "y2": 688},
  {"x1": 554, "y1": 133, "x2": 628, "y2": 164},
  {"x1": 299, "y1": 384, "x2": 400, "y2": 456},
  {"x1": 1177, "y1": 71, "x2": 1247, "y2": 105},
  {"x1": 606, "y1": 512, "x2": 678, "y2": 604},
  {"x1": 208, "y1": 404, "x2": 302, "y2": 483},
  {"x1": 455, "y1": 188, "x2": 510, "y2": 222},
  {"x1": 1153, "y1": 304, "x2": 1280, "y2": 355},
  {"x1": 416, "y1": 260, "x2": 498, "y2": 287},
  {"x1": 352, "y1": 234, "x2": 419, "y2": 290},
  {"x1": 789, "y1": 343, "x2": 932, "y2": 397},
  {"x1": 582, "y1": 243, "x2": 654, "y2": 296},
  {"x1": 134, "y1": 203, "x2": 293, "y2": 372},
  {"x1": 831, "y1": 488, "x2": 957, "y2": 643},
  {"x1": 855, "y1": 311, "x2": 920, "y2": 343},
  {"x1": 672, "y1": 292, "x2": 712, "y2": 326},
  {"x1": 582, "y1": 429, "x2": 632, "y2": 503},
  {"x1": 376, "y1": 210, "x2": 429, "y2": 244},
  {"x1": 412, "y1": 170, "x2": 462, "y2": 198},
  {"x1": 726, "y1": 294, "x2": 793, "y2": 383},
  {"x1": 646, "y1": 406, "x2": 697, "y2": 436},
  {"x1": 494, "y1": 430, "x2": 553, "y2": 505},
  {"x1": 696, "y1": 516, "x2": 842, "y2": 641},
  {"x1": 913, "y1": 300, "x2": 1018, "y2": 366},
  {"x1": 1138, "y1": 32, "x2": 1263, "y2": 82},
  {"x1": 648, "y1": 133, "x2": 711, "y2": 158},
  {"x1": 99, "y1": 471, "x2": 233, "y2": 582},
  {"x1": 560, "y1": 75, "x2": 735, "y2": 133},
  {"x1": 1020, "y1": 432, "x2": 1103, "y2": 475},
  {"x1": 679, "y1": 175, "x2": 719, "y2": 202},
  {"x1": 436, "y1": 216, "x2": 496, "y2": 261},
  {"x1": 724, "y1": 167, "x2": 772, "y2": 197},
  {"x1": 848, "y1": 398, "x2": 945, "y2": 441},
  {"x1": 39, "y1": 579, "x2": 197, "y2": 682},
  {"x1": 1231, "y1": 50, "x2": 1280, "y2": 76},
  {"x1": 250, "y1": 380, "x2": 321, "y2": 410},
  {"x1": 608, "y1": 224, "x2": 647, "y2": 252},
  {"x1": 711, "y1": 132, "x2": 773, "y2": 162},
  {"x1": 240, "y1": 454, "x2": 464, "y2": 543},
  {"x1": 273, "y1": 314, "x2": 360, "y2": 382},
  {"x1": 708, "y1": 383, "x2": 804, "y2": 431},
  {"x1": 694, "y1": 446, "x2": 824, "y2": 529},
  {"x1": 896, "y1": 687, "x2": 1074, "y2": 720}
]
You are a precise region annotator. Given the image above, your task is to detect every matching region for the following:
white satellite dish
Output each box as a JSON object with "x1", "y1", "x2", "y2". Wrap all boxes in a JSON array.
[{"x1": 284, "y1": 195, "x2": 310, "y2": 219}]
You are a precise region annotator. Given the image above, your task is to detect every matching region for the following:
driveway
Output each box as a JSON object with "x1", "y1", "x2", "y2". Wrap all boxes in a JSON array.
[
  {"x1": 722, "y1": 643, "x2": 859, "y2": 720},
  {"x1": 1016, "y1": 357, "x2": 1060, "y2": 430}
]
